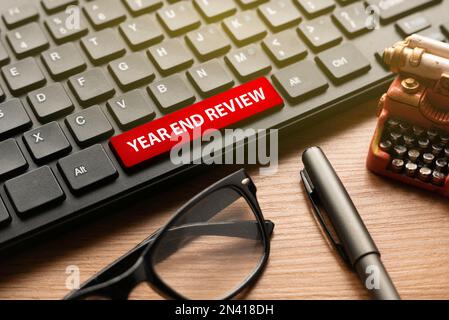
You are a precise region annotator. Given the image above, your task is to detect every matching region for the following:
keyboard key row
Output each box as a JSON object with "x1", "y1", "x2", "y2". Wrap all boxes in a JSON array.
[
  {"x1": 0, "y1": 35, "x2": 299, "y2": 101},
  {"x1": 4, "y1": 144, "x2": 118, "y2": 215},
  {"x1": 0, "y1": 54, "x2": 263, "y2": 127},
  {"x1": 1, "y1": 99, "x2": 114, "y2": 162},
  {"x1": 2, "y1": 5, "x2": 439, "y2": 78},
  {"x1": 0, "y1": 40, "x2": 372, "y2": 118},
  {"x1": 272, "y1": 42, "x2": 372, "y2": 101},
  {"x1": 2, "y1": 0, "x2": 442, "y2": 46},
  {"x1": 0, "y1": 32, "x2": 377, "y2": 116},
  {"x1": 2, "y1": 97, "x2": 112, "y2": 161},
  {"x1": 1, "y1": 2, "x2": 352, "y2": 64},
  {"x1": 0, "y1": 0, "x2": 296, "y2": 53},
  {"x1": 4, "y1": 37, "x2": 296, "y2": 104},
  {"x1": 0, "y1": 1, "x2": 306, "y2": 68},
  {"x1": 0, "y1": 98, "x2": 73, "y2": 154}
]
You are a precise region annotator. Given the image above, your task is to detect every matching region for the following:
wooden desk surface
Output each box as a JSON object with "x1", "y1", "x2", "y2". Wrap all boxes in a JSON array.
[{"x1": 2, "y1": 99, "x2": 449, "y2": 300}]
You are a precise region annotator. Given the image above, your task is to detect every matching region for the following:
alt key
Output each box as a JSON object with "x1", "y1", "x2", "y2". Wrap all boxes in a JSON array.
[{"x1": 58, "y1": 144, "x2": 118, "y2": 193}]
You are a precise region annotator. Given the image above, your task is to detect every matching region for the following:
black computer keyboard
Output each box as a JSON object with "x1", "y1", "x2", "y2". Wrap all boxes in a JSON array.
[{"x1": 0, "y1": 0, "x2": 448, "y2": 253}]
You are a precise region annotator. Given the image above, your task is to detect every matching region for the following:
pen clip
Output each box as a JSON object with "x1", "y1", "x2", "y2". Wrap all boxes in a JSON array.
[{"x1": 300, "y1": 170, "x2": 350, "y2": 266}]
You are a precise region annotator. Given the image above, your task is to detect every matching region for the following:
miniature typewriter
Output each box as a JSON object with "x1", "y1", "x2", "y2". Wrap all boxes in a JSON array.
[{"x1": 367, "y1": 34, "x2": 449, "y2": 196}]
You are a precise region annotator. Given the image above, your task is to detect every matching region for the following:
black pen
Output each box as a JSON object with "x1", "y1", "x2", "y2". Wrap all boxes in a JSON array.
[{"x1": 300, "y1": 147, "x2": 400, "y2": 300}]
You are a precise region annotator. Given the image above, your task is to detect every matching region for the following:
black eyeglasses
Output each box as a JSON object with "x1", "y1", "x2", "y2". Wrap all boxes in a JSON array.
[{"x1": 65, "y1": 169, "x2": 274, "y2": 300}]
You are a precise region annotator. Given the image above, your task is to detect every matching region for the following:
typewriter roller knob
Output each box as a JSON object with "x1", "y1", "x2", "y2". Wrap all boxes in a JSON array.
[{"x1": 401, "y1": 78, "x2": 420, "y2": 94}]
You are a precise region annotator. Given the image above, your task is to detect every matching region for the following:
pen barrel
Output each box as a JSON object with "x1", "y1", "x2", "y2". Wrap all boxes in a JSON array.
[
  {"x1": 355, "y1": 254, "x2": 401, "y2": 300},
  {"x1": 302, "y1": 147, "x2": 379, "y2": 266}
]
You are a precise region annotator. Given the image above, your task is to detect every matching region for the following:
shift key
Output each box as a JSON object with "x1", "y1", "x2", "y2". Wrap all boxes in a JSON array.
[{"x1": 58, "y1": 144, "x2": 118, "y2": 193}]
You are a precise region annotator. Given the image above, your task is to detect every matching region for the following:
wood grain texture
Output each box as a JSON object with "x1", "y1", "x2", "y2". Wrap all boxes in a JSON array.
[{"x1": 2, "y1": 99, "x2": 449, "y2": 300}]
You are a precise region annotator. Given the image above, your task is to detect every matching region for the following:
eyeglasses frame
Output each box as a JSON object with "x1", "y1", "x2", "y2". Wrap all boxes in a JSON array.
[{"x1": 65, "y1": 169, "x2": 272, "y2": 300}]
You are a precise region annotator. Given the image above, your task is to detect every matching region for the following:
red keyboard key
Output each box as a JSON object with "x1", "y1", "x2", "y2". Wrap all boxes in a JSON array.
[{"x1": 110, "y1": 77, "x2": 283, "y2": 168}]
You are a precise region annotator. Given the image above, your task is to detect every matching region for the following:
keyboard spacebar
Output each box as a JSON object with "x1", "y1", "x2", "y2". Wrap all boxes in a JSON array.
[
  {"x1": 109, "y1": 77, "x2": 284, "y2": 169},
  {"x1": 366, "y1": 0, "x2": 440, "y2": 23}
]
